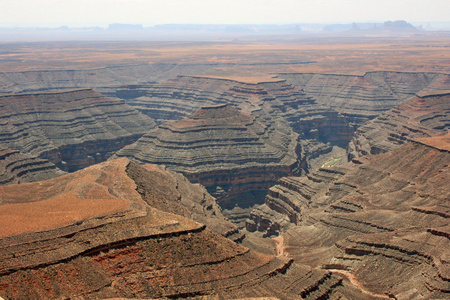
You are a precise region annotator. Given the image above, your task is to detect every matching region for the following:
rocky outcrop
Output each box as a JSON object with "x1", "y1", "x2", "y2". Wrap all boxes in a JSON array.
[
  {"x1": 0, "y1": 89, "x2": 156, "y2": 171},
  {"x1": 279, "y1": 71, "x2": 450, "y2": 128},
  {"x1": 0, "y1": 147, "x2": 66, "y2": 185},
  {"x1": 118, "y1": 75, "x2": 354, "y2": 178},
  {"x1": 247, "y1": 166, "x2": 349, "y2": 236},
  {"x1": 248, "y1": 134, "x2": 450, "y2": 299},
  {"x1": 114, "y1": 104, "x2": 300, "y2": 209},
  {"x1": 347, "y1": 90, "x2": 450, "y2": 159},
  {"x1": 0, "y1": 157, "x2": 345, "y2": 300},
  {"x1": 125, "y1": 161, "x2": 239, "y2": 239},
  {"x1": 258, "y1": 80, "x2": 353, "y2": 148}
]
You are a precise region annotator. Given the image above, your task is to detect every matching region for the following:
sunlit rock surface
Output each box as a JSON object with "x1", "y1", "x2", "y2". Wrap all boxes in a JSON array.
[{"x1": 249, "y1": 134, "x2": 450, "y2": 299}]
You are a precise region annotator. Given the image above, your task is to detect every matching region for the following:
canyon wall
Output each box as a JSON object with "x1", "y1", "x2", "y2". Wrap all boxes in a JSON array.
[
  {"x1": 347, "y1": 90, "x2": 450, "y2": 159},
  {"x1": 279, "y1": 71, "x2": 450, "y2": 128},
  {"x1": 119, "y1": 76, "x2": 354, "y2": 147},
  {"x1": 0, "y1": 89, "x2": 156, "y2": 171},
  {"x1": 0, "y1": 158, "x2": 346, "y2": 300},
  {"x1": 114, "y1": 104, "x2": 300, "y2": 210},
  {"x1": 248, "y1": 134, "x2": 450, "y2": 299},
  {"x1": 0, "y1": 64, "x2": 210, "y2": 94},
  {"x1": 0, "y1": 147, "x2": 66, "y2": 185}
]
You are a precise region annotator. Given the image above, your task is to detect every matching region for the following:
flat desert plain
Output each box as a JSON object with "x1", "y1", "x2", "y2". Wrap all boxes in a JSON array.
[{"x1": 0, "y1": 35, "x2": 449, "y2": 80}]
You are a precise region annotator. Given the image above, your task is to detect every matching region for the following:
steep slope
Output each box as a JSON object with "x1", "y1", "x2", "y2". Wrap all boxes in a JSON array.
[
  {"x1": 348, "y1": 90, "x2": 450, "y2": 159},
  {"x1": 0, "y1": 89, "x2": 156, "y2": 171},
  {"x1": 114, "y1": 104, "x2": 300, "y2": 209},
  {"x1": 279, "y1": 71, "x2": 450, "y2": 128},
  {"x1": 0, "y1": 147, "x2": 66, "y2": 185},
  {"x1": 248, "y1": 134, "x2": 450, "y2": 299},
  {"x1": 125, "y1": 161, "x2": 239, "y2": 239},
  {"x1": 0, "y1": 158, "x2": 345, "y2": 300}
]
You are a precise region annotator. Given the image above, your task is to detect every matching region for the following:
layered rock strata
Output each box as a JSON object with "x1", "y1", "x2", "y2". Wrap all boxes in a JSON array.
[
  {"x1": 122, "y1": 76, "x2": 267, "y2": 124},
  {"x1": 114, "y1": 104, "x2": 300, "y2": 209},
  {"x1": 122, "y1": 76, "x2": 354, "y2": 148},
  {"x1": 119, "y1": 75, "x2": 354, "y2": 178},
  {"x1": 1, "y1": 65, "x2": 448, "y2": 134},
  {"x1": 125, "y1": 161, "x2": 239, "y2": 239},
  {"x1": 0, "y1": 64, "x2": 208, "y2": 94},
  {"x1": 279, "y1": 71, "x2": 450, "y2": 128},
  {"x1": 0, "y1": 147, "x2": 66, "y2": 185},
  {"x1": 0, "y1": 157, "x2": 346, "y2": 299},
  {"x1": 248, "y1": 134, "x2": 450, "y2": 299},
  {"x1": 348, "y1": 90, "x2": 450, "y2": 159},
  {"x1": 0, "y1": 89, "x2": 156, "y2": 171}
]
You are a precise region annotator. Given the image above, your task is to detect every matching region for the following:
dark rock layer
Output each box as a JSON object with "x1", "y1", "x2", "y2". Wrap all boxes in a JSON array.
[
  {"x1": 122, "y1": 76, "x2": 354, "y2": 148},
  {"x1": 0, "y1": 147, "x2": 66, "y2": 185},
  {"x1": 0, "y1": 88, "x2": 156, "y2": 171}
]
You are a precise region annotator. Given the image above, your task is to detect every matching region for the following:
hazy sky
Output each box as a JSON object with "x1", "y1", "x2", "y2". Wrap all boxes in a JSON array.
[{"x1": 1, "y1": 0, "x2": 449, "y2": 27}]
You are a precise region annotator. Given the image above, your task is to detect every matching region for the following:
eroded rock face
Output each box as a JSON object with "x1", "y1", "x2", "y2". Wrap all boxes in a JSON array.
[
  {"x1": 122, "y1": 76, "x2": 354, "y2": 148},
  {"x1": 0, "y1": 64, "x2": 200, "y2": 94},
  {"x1": 347, "y1": 91, "x2": 450, "y2": 160},
  {"x1": 0, "y1": 158, "x2": 344, "y2": 300},
  {"x1": 0, "y1": 89, "x2": 156, "y2": 171},
  {"x1": 249, "y1": 134, "x2": 450, "y2": 299},
  {"x1": 280, "y1": 71, "x2": 450, "y2": 128},
  {"x1": 125, "y1": 161, "x2": 239, "y2": 239},
  {"x1": 0, "y1": 147, "x2": 66, "y2": 185},
  {"x1": 114, "y1": 104, "x2": 300, "y2": 209}
]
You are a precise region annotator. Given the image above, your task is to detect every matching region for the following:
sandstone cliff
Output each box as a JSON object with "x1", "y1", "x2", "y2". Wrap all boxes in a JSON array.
[
  {"x1": 0, "y1": 147, "x2": 66, "y2": 185},
  {"x1": 347, "y1": 90, "x2": 450, "y2": 159},
  {"x1": 248, "y1": 134, "x2": 450, "y2": 299},
  {"x1": 0, "y1": 158, "x2": 345, "y2": 299},
  {"x1": 0, "y1": 89, "x2": 156, "y2": 171},
  {"x1": 114, "y1": 104, "x2": 300, "y2": 210}
]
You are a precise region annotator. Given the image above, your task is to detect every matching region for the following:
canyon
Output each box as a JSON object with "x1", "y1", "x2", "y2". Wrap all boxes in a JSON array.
[
  {"x1": 0, "y1": 37, "x2": 449, "y2": 299},
  {"x1": 0, "y1": 147, "x2": 66, "y2": 185},
  {"x1": 248, "y1": 133, "x2": 450, "y2": 299},
  {"x1": 114, "y1": 103, "x2": 300, "y2": 210},
  {"x1": 0, "y1": 88, "x2": 155, "y2": 172},
  {"x1": 348, "y1": 90, "x2": 450, "y2": 159},
  {"x1": 0, "y1": 158, "x2": 347, "y2": 299}
]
